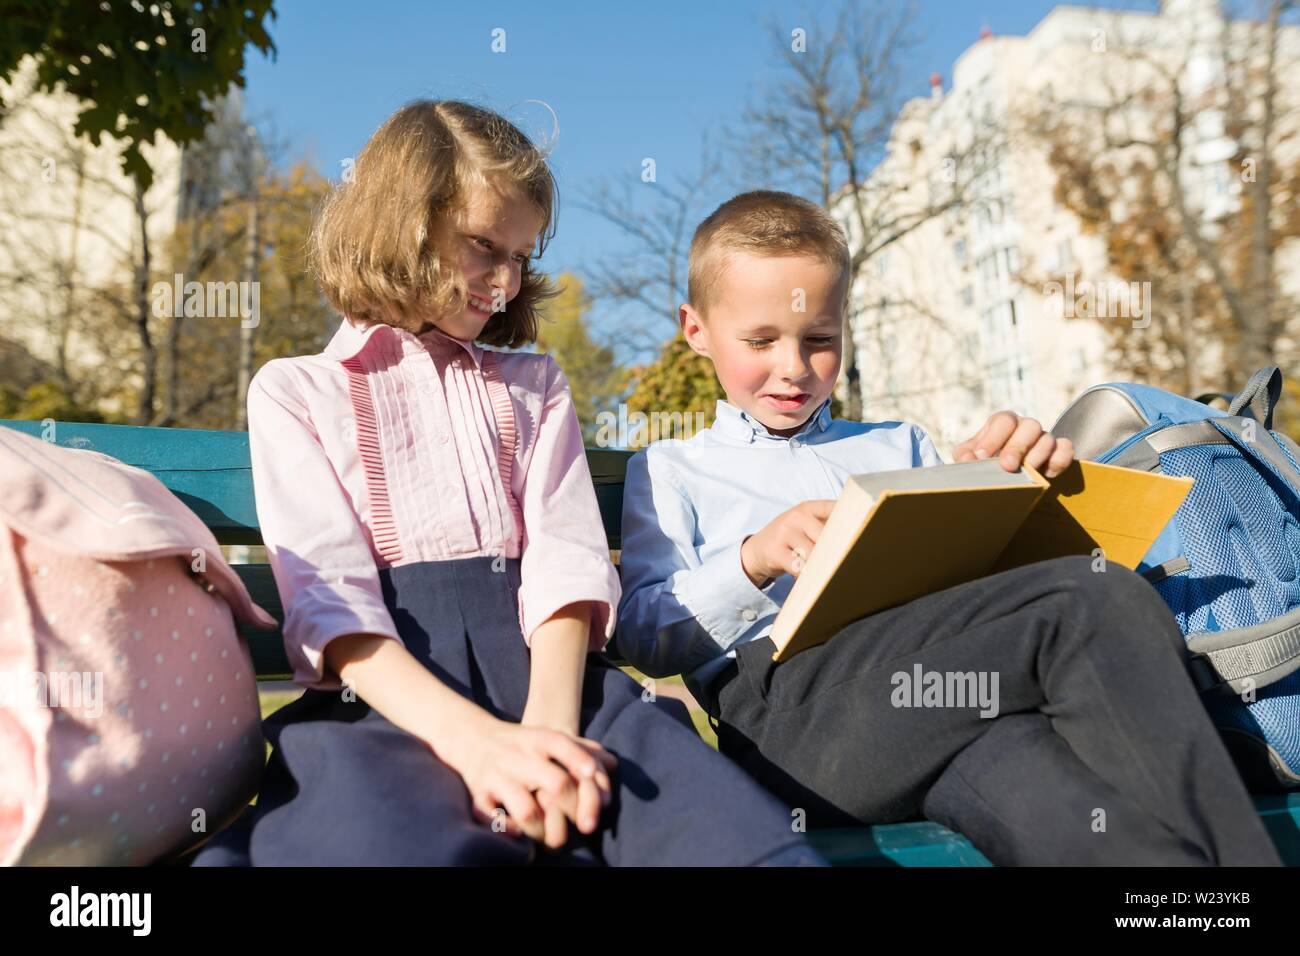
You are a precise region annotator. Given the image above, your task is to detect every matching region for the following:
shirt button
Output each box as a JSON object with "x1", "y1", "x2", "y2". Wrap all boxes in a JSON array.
[
  {"x1": 789, "y1": 438, "x2": 802, "y2": 449},
  {"x1": 438, "y1": 433, "x2": 450, "y2": 445},
  {"x1": 741, "y1": 609, "x2": 757, "y2": 622}
]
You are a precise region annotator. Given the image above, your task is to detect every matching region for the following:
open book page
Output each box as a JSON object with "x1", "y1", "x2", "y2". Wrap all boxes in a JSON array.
[{"x1": 990, "y1": 459, "x2": 1193, "y2": 572}]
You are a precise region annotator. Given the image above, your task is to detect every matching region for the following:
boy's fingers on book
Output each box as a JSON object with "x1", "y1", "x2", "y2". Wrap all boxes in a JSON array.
[
  {"x1": 992, "y1": 417, "x2": 1040, "y2": 471},
  {"x1": 1024, "y1": 432, "x2": 1057, "y2": 474},
  {"x1": 804, "y1": 499, "x2": 837, "y2": 521},
  {"x1": 1047, "y1": 436, "x2": 1075, "y2": 476},
  {"x1": 785, "y1": 509, "x2": 826, "y2": 550},
  {"x1": 977, "y1": 410, "x2": 1018, "y2": 456}
]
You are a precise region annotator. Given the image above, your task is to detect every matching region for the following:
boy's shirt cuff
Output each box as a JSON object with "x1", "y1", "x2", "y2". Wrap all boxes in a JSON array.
[{"x1": 677, "y1": 540, "x2": 781, "y2": 652}]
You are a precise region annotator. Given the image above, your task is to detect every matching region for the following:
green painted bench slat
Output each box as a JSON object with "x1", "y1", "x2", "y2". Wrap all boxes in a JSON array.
[
  {"x1": 4, "y1": 418, "x2": 1298, "y2": 867},
  {"x1": 2, "y1": 419, "x2": 266, "y2": 545},
  {"x1": 0, "y1": 419, "x2": 632, "y2": 551},
  {"x1": 809, "y1": 792, "x2": 1300, "y2": 866},
  {"x1": 230, "y1": 565, "x2": 292, "y2": 680}
]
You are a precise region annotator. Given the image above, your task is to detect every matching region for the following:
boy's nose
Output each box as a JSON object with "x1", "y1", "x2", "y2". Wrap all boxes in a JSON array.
[{"x1": 781, "y1": 349, "x2": 810, "y2": 380}]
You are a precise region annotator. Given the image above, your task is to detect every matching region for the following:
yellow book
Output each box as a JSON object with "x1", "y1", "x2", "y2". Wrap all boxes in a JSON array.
[{"x1": 768, "y1": 458, "x2": 1194, "y2": 662}]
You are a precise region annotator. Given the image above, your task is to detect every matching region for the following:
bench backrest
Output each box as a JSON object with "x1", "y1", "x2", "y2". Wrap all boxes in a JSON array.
[{"x1": 0, "y1": 419, "x2": 632, "y2": 679}]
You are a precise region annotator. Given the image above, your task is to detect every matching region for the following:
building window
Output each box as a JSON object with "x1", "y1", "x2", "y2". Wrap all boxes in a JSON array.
[
  {"x1": 1004, "y1": 246, "x2": 1021, "y2": 276},
  {"x1": 953, "y1": 239, "x2": 966, "y2": 263},
  {"x1": 961, "y1": 285, "x2": 974, "y2": 306},
  {"x1": 980, "y1": 254, "x2": 998, "y2": 286},
  {"x1": 1055, "y1": 239, "x2": 1072, "y2": 271}
]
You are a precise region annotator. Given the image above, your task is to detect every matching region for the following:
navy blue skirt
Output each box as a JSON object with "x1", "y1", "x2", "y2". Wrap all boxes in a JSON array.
[{"x1": 193, "y1": 557, "x2": 819, "y2": 866}]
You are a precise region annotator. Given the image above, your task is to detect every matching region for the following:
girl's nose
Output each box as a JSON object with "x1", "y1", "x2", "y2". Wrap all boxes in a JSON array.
[{"x1": 490, "y1": 260, "x2": 516, "y2": 298}]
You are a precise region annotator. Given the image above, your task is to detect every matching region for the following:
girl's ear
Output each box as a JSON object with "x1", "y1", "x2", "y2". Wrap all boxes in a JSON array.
[{"x1": 679, "y1": 304, "x2": 710, "y2": 358}]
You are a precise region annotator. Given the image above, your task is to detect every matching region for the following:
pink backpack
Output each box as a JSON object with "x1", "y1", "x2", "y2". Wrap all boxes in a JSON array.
[{"x1": 0, "y1": 426, "x2": 276, "y2": 865}]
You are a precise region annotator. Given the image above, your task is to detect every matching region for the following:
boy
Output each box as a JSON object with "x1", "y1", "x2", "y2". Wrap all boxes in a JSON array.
[{"x1": 616, "y1": 190, "x2": 1281, "y2": 866}]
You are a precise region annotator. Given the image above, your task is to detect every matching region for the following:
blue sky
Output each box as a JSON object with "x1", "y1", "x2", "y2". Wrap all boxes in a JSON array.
[{"x1": 242, "y1": 0, "x2": 1154, "y2": 354}]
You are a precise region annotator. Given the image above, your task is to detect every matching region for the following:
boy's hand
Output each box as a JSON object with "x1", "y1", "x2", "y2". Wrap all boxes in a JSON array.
[
  {"x1": 741, "y1": 499, "x2": 837, "y2": 586},
  {"x1": 953, "y1": 411, "x2": 1075, "y2": 479}
]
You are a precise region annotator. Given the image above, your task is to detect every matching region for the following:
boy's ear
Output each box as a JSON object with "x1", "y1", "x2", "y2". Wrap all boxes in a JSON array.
[{"x1": 679, "y1": 303, "x2": 710, "y2": 358}]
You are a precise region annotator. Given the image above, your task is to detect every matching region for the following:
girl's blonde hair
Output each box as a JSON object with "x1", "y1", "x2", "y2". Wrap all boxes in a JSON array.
[{"x1": 308, "y1": 99, "x2": 557, "y2": 347}]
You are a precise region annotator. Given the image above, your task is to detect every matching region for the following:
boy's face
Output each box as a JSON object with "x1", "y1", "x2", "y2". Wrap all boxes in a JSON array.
[
  {"x1": 681, "y1": 252, "x2": 846, "y2": 438},
  {"x1": 440, "y1": 181, "x2": 542, "y2": 341}
]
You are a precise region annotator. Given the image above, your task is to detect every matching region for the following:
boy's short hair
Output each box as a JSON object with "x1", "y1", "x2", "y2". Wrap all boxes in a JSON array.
[
  {"x1": 687, "y1": 190, "x2": 851, "y2": 314},
  {"x1": 308, "y1": 99, "x2": 557, "y2": 348}
]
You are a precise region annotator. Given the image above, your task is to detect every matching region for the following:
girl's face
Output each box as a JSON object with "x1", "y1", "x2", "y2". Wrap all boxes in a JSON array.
[{"x1": 439, "y1": 180, "x2": 544, "y2": 341}]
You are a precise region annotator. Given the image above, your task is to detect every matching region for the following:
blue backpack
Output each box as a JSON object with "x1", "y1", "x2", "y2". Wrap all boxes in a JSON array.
[{"x1": 1053, "y1": 366, "x2": 1300, "y2": 790}]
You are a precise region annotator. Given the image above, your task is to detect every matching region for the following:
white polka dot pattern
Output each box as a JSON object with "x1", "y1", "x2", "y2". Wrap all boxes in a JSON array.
[{"x1": 1, "y1": 535, "x2": 264, "y2": 866}]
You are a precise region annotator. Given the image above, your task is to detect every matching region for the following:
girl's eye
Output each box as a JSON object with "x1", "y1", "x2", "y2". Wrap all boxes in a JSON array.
[
  {"x1": 807, "y1": 336, "x2": 836, "y2": 346},
  {"x1": 745, "y1": 339, "x2": 772, "y2": 350},
  {"x1": 512, "y1": 253, "x2": 530, "y2": 265},
  {"x1": 473, "y1": 236, "x2": 493, "y2": 251}
]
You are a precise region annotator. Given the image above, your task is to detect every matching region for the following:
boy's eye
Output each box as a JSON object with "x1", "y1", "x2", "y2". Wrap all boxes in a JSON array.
[
  {"x1": 807, "y1": 336, "x2": 836, "y2": 346},
  {"x1": 744, "y1": 339, "x2": 772, "y2": 350}
]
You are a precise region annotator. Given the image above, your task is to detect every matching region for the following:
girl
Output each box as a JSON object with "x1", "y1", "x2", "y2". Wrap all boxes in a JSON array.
[{"x1": 193, "y1": 100, "x2": 821, "y2": 865}]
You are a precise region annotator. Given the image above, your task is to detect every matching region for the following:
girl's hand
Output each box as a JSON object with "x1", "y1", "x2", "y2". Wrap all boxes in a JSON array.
[
  {"x1": 440, "y1": 713, "x2": 615, "y2": 849},
  {"x1": 520, "y1": 703, "x2": 617, "y2": 850}
]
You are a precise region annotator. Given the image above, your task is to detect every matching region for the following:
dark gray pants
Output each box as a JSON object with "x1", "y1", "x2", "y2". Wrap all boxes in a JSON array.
[{"x1": 701, "y1": 555, "x2": 1282, "y2": 866}]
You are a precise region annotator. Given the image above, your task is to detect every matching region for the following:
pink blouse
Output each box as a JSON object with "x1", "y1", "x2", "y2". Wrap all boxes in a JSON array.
[{"x1": 247, "y1": 316, "x2": 621, "y2": 690}]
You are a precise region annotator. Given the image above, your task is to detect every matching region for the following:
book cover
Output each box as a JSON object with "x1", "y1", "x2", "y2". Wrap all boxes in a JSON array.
[{"x1": 768, "y1": 459, "x2": 1193, "y2": 662}]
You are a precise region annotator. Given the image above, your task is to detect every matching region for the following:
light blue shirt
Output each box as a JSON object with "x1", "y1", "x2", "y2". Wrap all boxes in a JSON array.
[{"x1": 616, "y1": 398, "x2": 945, "y2": 702}]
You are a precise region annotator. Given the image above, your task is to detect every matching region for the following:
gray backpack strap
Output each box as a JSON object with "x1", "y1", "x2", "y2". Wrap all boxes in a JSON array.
[
  {"x1": 1227, "y1": 366, "x2": 1281, "y2": 430},
  {"x1": 1211, "y1": 416, "x2": 1300, "y2": 495},
  {"x1": 1111, "y1": 417, "x2": 1300, "y2": 497},
  {"x1": 1108, "y1": 421, "x2": 1229, "y2": 473},
  {"x1": 1186, "y1": 605, "x2": 1300, "y2": 694},
  {"x1": 1140, "y1": 556, "x2": 1191, "y2": 585}
]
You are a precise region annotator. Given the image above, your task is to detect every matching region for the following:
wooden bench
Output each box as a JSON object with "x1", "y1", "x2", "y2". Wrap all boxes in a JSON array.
[{"x1": 4, "y1": 417, "x2": 1298, "y2": 866}]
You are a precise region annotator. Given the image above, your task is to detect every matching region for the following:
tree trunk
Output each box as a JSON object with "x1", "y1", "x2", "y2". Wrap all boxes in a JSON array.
[
  {"x1": 1243, "y1": 0, "x2": 1282, "y2": 374},
  {"x1": 235, "y1": 193, "x2": 259, "y2": 430},
  {"x1": 133, "y1": 183, "x2": 156, "y2": 425}
]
